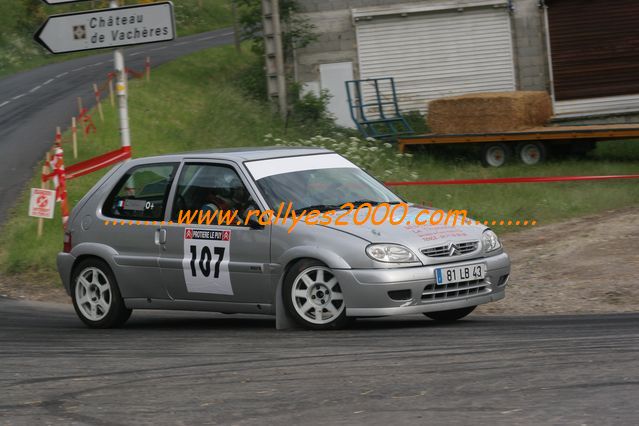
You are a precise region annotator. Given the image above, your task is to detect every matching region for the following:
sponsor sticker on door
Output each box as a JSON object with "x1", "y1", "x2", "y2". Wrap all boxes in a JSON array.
[
  {"x1": 28, "y1": 188, "x2": 56, "y2": 219},
  {"x1": 182, "y1": 228, "x2": 233, "y2": 295}
]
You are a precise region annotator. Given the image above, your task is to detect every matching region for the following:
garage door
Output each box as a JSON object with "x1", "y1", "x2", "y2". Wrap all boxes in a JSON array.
[
  {"x1": 547, "y1": 0, "x2": 639, "y2": 116},
  {"x1": 354, "y1": 2, "x2": 516, "y2": 114}
]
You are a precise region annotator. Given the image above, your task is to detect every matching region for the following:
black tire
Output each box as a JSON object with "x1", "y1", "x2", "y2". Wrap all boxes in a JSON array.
[
  {"x1": 480, "y1": 143, "x2": 511, "y2": 167},
  {"x1": 424, "y1": 306, "x2": 476, "y2": 322},
  {"x1": 517, "y1": 141, "x2": 547, "y2": 165},
  {"x1": 71, "y1": 258, "x2": 132, "y2": 328},
  {"x1": 283, "y1": 259, "x2": 351, "y2": 330}
]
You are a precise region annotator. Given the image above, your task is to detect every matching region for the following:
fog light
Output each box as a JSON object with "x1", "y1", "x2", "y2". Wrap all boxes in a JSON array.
[
  {"x1": 388, "y1": 289, "x2": 412, "y2": 301},
  {"x1": 497, "y1": 274, "x2": 509, "y2": 286}
]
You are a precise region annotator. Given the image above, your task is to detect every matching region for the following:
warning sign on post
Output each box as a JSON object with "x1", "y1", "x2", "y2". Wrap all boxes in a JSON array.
[{"x1": 28, "y1": 188, "x2": 56, "y2": 219}]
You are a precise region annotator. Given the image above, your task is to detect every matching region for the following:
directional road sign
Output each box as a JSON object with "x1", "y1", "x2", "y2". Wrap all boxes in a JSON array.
[
  {"x1": 40, "y1": 1, "x2": 90, "y2": 5},
  {"x1": 34, "y1": 2, "x2": 175, "y2": 54}
]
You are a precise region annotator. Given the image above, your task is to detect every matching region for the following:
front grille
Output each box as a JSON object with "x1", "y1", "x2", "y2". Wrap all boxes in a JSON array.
[
  {"x1": 422, "y1": 279, "x2": 489, "y2": 302},
  {"x1": 421, "y1": 241, "x2": 479, "y2": 257}
]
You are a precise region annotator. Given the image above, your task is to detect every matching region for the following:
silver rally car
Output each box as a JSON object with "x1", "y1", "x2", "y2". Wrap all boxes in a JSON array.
[{"x1": 57, "y1": 147, "x2": 510, "y2": 330}]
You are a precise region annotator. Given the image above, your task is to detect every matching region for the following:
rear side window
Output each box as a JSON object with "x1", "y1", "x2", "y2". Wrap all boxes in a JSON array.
[{"x1": 103, "y1": 163, "x2": 178, "y2": 220}]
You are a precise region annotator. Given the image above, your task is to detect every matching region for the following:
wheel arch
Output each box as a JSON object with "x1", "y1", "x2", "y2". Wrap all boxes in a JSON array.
[
  {"x1": 71, "y1": 254, "x2": 109, "y2": 276},
  {"x1": 70, "y1": 243, "x2": 120, "y2": 285}
]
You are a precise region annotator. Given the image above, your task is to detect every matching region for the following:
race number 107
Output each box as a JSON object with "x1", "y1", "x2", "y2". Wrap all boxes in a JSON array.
[{"x1": 188, "y1": 245, "x2": 225, "y2": 278}]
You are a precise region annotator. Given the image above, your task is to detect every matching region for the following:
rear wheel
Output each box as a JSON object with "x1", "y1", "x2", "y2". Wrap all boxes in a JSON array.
[
  {"x1": 283, "y1": 259, "x2": 350, "y2": 330},
  {"x1": 424, "y1": 306, "x2": 476, "y2": 322},
  {"x1": 517, "y1": 141, "x2": 546, "y2": 165},
  {"x1": 71, "y1": 258, "x2": 131, "y2": 328},
  {"x1": 481, "y1": 143, "x2": 511, "y2": 167}
]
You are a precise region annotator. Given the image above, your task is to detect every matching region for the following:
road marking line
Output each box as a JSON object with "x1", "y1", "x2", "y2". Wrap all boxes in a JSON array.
[
  {"x1": 197, "y1": 35, "x2": 218, "y2": 41},
  {"x1": 150, "y1": 46, "x2": 167, "y2": 51},
  {"x1": 29, "y1": 86, "x2": 42, "y2": 93},
  {"x1": 56, "y1": 72, "x2": 69, "y2": 78},
  {"x1": 129, "y1": 52, "x2": 143, "y2": 56},
  {"x1": 92, "y1": 61, "x2": 104, "y2": 66},
  {"x1": 0, "y1": 101, "x2": 9, "y2": 108},
  {"x1": 12, "y1": 94, "x2": 25, "y2": 100},
  {"x1": 43, "y1": 79, "x2": 54, "y2": 86},
  {"x1": 72, "y1": 67, "x2": 86, "y2": 72},
  {"x1": 175, "y1": 41, "x2": 189, "y2": 46},
  {"x1": 197, "y1": 32, "x2": 233, "y2": 42}
]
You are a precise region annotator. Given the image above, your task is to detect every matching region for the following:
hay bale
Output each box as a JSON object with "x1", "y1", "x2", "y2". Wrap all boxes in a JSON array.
[{"x1": 427, "y1": 91, "x2": 553, "y2": 134}]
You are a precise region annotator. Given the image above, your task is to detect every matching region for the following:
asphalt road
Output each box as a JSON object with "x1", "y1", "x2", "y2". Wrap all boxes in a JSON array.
[
  {"x1": 1, "y1": 297, "x2": 637, "y2": 425},
  {"x1": 0, "y1": 27, "x2": 234, "y2": 222}
]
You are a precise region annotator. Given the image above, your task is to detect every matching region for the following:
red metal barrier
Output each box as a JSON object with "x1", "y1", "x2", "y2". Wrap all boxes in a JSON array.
[
  {"x1": 384, "y1": 174, "x2": 639, "y2": 186},
  {"x1": 65, "y1": 146, "x2": 131, "y2": 180}
]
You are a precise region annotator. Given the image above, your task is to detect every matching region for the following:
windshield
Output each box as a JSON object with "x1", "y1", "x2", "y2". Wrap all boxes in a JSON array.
[{"x1": 254, "y1": 166, "x2": 403, "y2": 211}]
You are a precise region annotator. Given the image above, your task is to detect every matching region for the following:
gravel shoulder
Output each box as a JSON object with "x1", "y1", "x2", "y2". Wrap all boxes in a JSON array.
[
  {"x1": 478, "y1": 206, "x2": 639, "y2": 315},
  {"x1": 2, "y1": 208, "x2": 638, "y2": 314}
]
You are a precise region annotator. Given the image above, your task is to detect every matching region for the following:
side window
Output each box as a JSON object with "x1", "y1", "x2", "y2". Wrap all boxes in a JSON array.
[
  {"x1": 104, "y1": 163, "x2": 178, "y2": 220},
  {"x1": 171, "y1": 164, "x2": 257, "y2": 222}
]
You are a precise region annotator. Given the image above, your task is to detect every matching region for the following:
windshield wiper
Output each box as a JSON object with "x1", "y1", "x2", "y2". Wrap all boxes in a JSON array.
[
  {"x1": 347, "y1": 199, "x2": 402, "y2": 207},
  {"x1": 294, "y1": 200, "x2": 404, "y2": 214},
  {"x1": 293, "y1": 204, "x2": 342, "y2": 214}
]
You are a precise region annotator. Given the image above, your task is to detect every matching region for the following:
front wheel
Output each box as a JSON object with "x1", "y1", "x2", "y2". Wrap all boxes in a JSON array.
[
  {"x1": 424, "y1": 306, "x2": 476, "y2": 322},
  {"x1": 283, "y1": 259, "x2": 350, "y2": 330},
  {"x1": 71, "y1": 258, "x2": 132, "y2": 328}
]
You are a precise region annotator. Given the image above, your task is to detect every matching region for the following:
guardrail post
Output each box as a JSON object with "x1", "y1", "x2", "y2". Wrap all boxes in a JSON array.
[
  {"x1": 72, "y1": 117, "x2": 78, "y2": 159},
  {"x1": 93, "y1": 83, "x2": 104, "y2": 122}
]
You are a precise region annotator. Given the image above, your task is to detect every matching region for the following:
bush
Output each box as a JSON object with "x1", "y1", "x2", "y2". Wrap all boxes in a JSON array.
[
  {"x1": 288, "y1": 83, "x2": 335, "y2": 128},
  {"x1": 403, "y1": 110, "x2": 430, "y2": 134},
  {"x1": 233, "y1": 56, "x2": 268, "y2": 102}
]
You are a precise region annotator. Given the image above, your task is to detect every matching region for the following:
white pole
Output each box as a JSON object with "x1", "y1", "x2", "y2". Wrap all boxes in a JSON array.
[{"x1": 111, "y1": 0, "x2": 131, "y2": 149}]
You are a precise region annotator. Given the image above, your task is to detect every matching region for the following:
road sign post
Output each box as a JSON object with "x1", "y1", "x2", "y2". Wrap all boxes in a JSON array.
[
  {"x1": 111, "y1": 0, "x2": 131, "y2": 151},
  {"x1": 35, "y1": 1, "x2": 175, "y2": 153}
]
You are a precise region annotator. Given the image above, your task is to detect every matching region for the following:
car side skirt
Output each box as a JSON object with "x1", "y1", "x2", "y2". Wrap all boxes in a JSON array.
[{"x1": 124, "y1": 298, "x2": 275, "y2": 315}]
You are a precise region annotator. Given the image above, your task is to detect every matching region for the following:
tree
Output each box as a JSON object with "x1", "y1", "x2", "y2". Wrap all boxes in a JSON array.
[{"x1": 235, "y1": 0, "x2": 316, "y2": 59}]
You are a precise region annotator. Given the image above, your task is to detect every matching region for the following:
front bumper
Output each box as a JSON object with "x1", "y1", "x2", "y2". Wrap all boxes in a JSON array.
[{"x1": 334, "y1": 252, "x2": 510, "y2": 317}]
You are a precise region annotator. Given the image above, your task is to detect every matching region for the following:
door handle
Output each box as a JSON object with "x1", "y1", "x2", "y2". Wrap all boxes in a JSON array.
[{"x1": 155, "y1": 228, "x2": 167, "y2": 245}]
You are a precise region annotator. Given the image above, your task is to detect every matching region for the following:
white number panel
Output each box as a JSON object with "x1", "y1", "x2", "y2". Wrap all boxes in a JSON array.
[{"x1": 182, "y1": 228, "x2": 233, "y2": 295}]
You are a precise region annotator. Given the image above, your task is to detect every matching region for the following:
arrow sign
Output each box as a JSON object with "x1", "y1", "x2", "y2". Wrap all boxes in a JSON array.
[{"x1": 34, "y1": 2, "x2": 175, "y2": 54}]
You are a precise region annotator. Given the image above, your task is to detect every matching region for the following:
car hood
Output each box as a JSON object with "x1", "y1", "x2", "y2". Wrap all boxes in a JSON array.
[{"x1": 322, "y1": 205, "x2": 487, "y2": 252}]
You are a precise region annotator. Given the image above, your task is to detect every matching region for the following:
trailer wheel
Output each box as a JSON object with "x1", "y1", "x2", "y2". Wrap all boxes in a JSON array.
[
  {"x1": 518, "y1": 142, "x2": 546, "y2": 165},
  {"x1": 481, "y1": 143, "x2": 510, "y2": 167}
]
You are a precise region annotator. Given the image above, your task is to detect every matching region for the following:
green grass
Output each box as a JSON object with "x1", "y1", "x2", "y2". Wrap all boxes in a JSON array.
[
  {"x1": 0, "y1": 0, "x2": 234, "y2": 77},
  {"x1": 2, "y1": 43, "x2": 639, "y2": 281},
  {"x1": 393, "y1": 142, "x2": 639, "y2": 231},
  {"x1": 0, "y1": 45, "x2": 302, "y2": 277}
]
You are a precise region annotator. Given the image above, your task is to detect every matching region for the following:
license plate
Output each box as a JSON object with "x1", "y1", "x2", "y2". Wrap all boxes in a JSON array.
[{"x1": 435, "y1": 264, "x2": 486, "y2": 285}]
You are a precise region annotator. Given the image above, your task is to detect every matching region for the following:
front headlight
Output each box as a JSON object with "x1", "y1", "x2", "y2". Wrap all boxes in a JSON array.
[
  {"x1": 366, "y1": 244, "x2": 419, "y2": 263},
  {"x1": 482, "y1": 230, "x2": 501, "y2": 253}
]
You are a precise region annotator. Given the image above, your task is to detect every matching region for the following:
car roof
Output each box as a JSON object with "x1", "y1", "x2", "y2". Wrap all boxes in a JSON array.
[{"x1": 131, "y1": 146, "x2": 333, "y2": 164}]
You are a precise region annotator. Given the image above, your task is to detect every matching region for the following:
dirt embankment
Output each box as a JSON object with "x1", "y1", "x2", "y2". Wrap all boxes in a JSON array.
[
  {"x1": 2, "y1": 208, "x2": 638, "y2": 315},
  {"x1": 479, "y1": 207, "x2": 639, "y2": 314}
]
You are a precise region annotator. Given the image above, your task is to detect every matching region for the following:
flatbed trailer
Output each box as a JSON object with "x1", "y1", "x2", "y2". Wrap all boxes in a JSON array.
[{"x1": 397, "y1": 124, "x2": 639, "y2": 167}]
